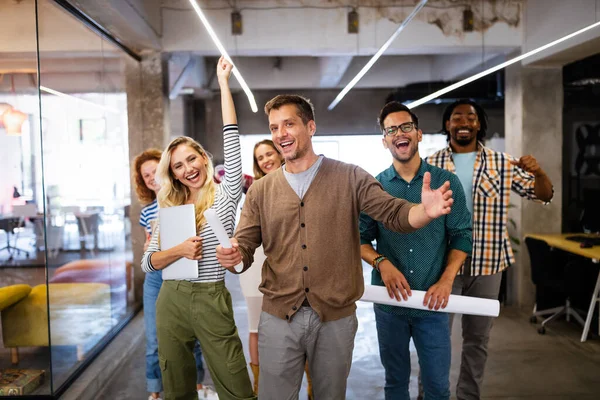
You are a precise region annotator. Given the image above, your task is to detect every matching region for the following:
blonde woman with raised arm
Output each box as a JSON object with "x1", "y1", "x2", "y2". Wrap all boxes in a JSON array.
[{"x1": 142, "y1": 57, "x2": 256, "y2": 400}]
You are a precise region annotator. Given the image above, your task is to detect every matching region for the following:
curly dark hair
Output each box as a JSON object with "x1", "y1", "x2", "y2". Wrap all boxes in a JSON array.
[
  {"x1": 133, "y1": 148, "x2": 162, "y2": 204},
  {"x1": 441, "y1": 99, "x2": 488, "y2": 142}
]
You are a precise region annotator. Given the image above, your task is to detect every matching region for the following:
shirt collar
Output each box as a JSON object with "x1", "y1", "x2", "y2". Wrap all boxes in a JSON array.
[
  {"x1": 383, "y1": 158, "x2": 428, "y2": 183},
  {"x1": 446, "y1": 141, "x2": 485, "y2": 156}
]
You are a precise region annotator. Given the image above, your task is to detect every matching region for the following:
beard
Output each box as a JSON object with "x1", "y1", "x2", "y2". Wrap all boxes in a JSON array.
[
  {"x1": 283, "y1": 144, "x2": 308, "y2": 162},
  {"x1": 454, "y1": 136, "x2": 474, "y2": 146},
  {"x1": 391, "y1": 142, "x2": 419, "y2": 163},
  {"x1": 451, "y1": 130, "x2": 477, "y2": 146}
]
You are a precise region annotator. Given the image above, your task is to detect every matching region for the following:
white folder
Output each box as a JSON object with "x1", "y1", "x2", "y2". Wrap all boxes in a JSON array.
[{"x1": 160, "y1": 204, "x2": 199, "y2": 280}]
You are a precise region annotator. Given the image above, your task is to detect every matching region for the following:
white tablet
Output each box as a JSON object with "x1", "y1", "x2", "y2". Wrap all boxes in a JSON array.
[{"x1": 160, "y1": 204, "x2": 199, "y2": 280}]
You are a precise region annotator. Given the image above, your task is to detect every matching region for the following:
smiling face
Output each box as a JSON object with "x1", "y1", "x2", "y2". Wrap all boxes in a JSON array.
[
  {"x1": 169, "y1": 144, "x2": 208, "y2": 192},
  {"x1": 446, "y1": 103, "x2": 480, "y2": 147},
  {"x1": 140, "y1": 159, "x2": 160, "y2": 193},
  {"x1": 268, "y1": 104, "x2": 315, "y2": 162},
  {"x1": 254, "y1": 143, "x2": 282, "y2": 175},
  {"x1": 382, "y1": 111, "x2": 422, "y2": 163}
]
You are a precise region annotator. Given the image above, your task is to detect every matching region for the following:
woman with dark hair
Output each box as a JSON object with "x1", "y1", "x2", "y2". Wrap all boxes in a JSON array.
[
  {"x1": 242, "y1": 140, "x2": 282, "y2": 394},
  {"x1": 133, "y1": 149, "x2": 215, "y2": 400}
]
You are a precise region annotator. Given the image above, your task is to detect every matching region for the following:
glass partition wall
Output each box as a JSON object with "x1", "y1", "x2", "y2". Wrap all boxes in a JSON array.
[{"x1": 0, "y1": 0, "x2": 139, "y2": 396}]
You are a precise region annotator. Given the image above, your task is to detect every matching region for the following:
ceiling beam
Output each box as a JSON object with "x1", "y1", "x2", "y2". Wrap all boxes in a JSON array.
[{"x1": 318, "y1": 56, "x2": 353, "y2": 88}]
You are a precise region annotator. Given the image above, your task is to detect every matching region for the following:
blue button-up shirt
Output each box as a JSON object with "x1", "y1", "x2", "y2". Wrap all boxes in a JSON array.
[{"x1": 360, "y1": 159, "x2": 472, "y2": 317}]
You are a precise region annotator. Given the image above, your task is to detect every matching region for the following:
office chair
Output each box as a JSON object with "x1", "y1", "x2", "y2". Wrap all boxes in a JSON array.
[
  {"x1": 0, "y1": 217, "x2": 27, "y2": 261},
  {"x1": 525, "y1": 237, "x2": 586, "y2": 334},
  {"x1": 0, "y1": 204, "x2": 40, "y2": 261}
]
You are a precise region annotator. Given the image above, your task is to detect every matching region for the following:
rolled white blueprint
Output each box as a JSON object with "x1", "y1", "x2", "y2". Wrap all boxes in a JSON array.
[
  {"x1": 204, "y1": 208, "x2": 243, "y2": 272},
  {"x1": 360, "y1": 285, "x2": 500, "y2": 317}
]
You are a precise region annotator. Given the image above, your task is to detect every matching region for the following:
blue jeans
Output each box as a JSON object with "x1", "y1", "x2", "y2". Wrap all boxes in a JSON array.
[
  {"x1": 144, "y1": 271, "x2": 205, "y2": 393},
  {"x1": 374, "y1": 306, "x2": 451, "y2": 400}
]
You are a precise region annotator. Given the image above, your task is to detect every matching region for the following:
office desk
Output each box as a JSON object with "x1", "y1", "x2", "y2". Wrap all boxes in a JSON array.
[{"x1": 526, "y1": 233, "x2": 600, "y2": 342}]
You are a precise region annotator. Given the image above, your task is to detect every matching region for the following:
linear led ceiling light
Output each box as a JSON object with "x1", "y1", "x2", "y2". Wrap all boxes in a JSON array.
[
  {"x1": 40, "y1": 86, "x2": 120, "y2": 114},
  {"x1": 328, "y1": 0, "x2": 428, "y2": 110},
  {"x1": 406, "y1": 20, "x2": 600, "y2": 109},
  {"x1": 188, "y1": 0, "x2": 258, "y2": 113}
]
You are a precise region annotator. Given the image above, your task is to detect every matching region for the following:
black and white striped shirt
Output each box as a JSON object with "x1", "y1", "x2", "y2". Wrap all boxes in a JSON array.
[{"x1": 141, "y1": 124, "x2": 243, "y2": 282}]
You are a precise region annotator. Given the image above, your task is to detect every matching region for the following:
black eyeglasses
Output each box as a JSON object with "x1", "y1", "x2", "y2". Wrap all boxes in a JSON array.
[{"x1": 383, "y1": 122, "x2": 416, "y2": 137}]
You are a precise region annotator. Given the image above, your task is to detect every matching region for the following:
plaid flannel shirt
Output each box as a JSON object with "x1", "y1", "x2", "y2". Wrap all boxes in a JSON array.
[{"x1": 426, "y1": 142, "x2": 550, "y2": 276}]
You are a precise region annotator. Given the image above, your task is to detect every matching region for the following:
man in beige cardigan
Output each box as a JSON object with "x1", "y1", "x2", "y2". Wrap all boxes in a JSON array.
[{"x1": 216, "y1": 94, "x2": 454, "y2": 400}]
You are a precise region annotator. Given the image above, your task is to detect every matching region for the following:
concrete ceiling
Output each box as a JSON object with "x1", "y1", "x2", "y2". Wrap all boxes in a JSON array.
[
  {"x1": 161, "y1": 0, "x2": 521, "y2": 95},
  {"x1": 1, "y1": 0, "x2": 599, "y2": 97}
]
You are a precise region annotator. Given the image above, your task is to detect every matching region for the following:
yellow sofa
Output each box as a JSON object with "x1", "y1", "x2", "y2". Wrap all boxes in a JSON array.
[
  {"x1": 1, "y1": 283, "x2": 112, "y2": 364},
  {"x1": 0, "y1": 284, "x2": 31, "y2": 310}
]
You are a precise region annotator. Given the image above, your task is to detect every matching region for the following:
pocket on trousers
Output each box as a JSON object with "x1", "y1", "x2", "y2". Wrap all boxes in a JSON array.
[
  {"x1": 159, "y1": 354, "x2": 167, "y2": 371},
  {"x1": 226, "y1": 354, "x2": 247, "y2": 375}
]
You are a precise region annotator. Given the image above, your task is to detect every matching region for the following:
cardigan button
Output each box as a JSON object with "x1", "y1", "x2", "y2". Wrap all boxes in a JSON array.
[
  {"x1": 292, "y1": 306, "x2": 297, "y2": 311},
  {"x1": 300, "y1": 202, "x2": 304, "y2": 207},
  {"x1": 303, "y1": 266, "x2": 308, "y2": 271},
  {"x1": 302, "y1": 244, "x2": 307, "y2": 249},
  {"x1": 305, "y1": 288, "x2": 309, "y2": 293},
  {"x1": 301, "y1": 223, "x2": 306, "y2": 228},
  {"x1": 285, "y1": 314, "x2": 289, "y2": 320}
]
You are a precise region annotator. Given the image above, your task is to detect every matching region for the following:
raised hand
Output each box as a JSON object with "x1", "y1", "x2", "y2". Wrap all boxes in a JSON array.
[
  {"x1": 216, "y1": 55, "x2": 234, "y2": 85},
  {"x1": 421, "y1": 171, "x2": 453, "y2": 218},
  {"x1": 510, "y1": 155, "x2": 543, "y2": 177},
  {"x1": 178, "y1": 236, "x2": 203, "y2": 260}
]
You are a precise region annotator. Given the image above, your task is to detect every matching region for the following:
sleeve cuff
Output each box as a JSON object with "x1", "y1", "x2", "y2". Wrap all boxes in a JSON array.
[
  {"x1": 360, "y1": 237, "x2": 374, "y2": 245},
  {"x1": 401, "y1": 203, "x2": 419, "y2": 233},
  {"x1": 146, "y1": 253, "x2": 157, "y2": 272},
  {"x1": 448, "y1": 237, "x2": 472, "y2": 255}
]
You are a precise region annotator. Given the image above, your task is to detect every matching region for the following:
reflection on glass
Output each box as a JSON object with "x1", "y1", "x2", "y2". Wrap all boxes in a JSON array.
[
  {"x1": 1, "y1": 0, "x2": 138, "y2": 396},
  {"x1": 36, "y1": 1, "x2": 137, "y2": 392},
  {"x1": 0, "y1": 0, "x2": 51, "y2": 396}
]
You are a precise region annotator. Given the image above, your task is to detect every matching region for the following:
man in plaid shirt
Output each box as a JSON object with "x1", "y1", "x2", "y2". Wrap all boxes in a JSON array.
[{"x1": 425, "y1": 99, "x2": 554, "y2": 400}]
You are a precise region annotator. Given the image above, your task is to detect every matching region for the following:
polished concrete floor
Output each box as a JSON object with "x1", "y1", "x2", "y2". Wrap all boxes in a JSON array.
[{"x1": 101, "y1": 264, "x2": 600, "y2": 400}]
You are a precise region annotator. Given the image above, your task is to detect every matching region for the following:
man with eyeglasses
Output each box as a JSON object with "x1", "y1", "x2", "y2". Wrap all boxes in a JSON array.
[{"x1": 360, "y1": 101, "x2": 472, "y2": 400}]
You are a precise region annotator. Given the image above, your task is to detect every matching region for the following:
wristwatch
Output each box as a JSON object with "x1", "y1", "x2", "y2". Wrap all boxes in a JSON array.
[{"x1": 372, "y1": 255, "x2": 387, "y2": 272}]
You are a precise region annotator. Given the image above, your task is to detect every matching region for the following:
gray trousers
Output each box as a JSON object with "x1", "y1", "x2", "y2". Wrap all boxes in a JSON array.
[
  {"x1": 257, "y1": 307, "x2": 358, "y2": 400},
  {"x1": 418, "y1": 260, "x2": 502, "y2": 400},
  {"x1": 450, "y1": 262, "x2": 502, "y2": 400}
]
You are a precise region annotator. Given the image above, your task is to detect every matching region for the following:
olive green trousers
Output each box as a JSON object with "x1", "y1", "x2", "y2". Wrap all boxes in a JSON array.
[{"x1": 156, "y1": 280, "x2": 256, "y2": 400}]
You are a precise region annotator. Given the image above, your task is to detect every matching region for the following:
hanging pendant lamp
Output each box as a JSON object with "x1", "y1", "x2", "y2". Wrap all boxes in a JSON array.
[
  {"x1": 3, "y1": 108, "x2": 27, "y2": 136},
  {"x1": 0, "y1": 102, "x2": 13, "y2": 129}
]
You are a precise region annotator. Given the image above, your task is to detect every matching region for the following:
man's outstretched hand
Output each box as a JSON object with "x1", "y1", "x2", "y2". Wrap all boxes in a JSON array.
[{"x1": 421, "y1": 172, "x2": 453, "y2": 218}]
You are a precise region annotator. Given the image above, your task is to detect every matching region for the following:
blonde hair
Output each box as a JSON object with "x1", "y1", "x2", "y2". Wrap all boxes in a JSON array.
[{"x1": 156, "y1": 137, "x2": 216, "y2": 230}]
